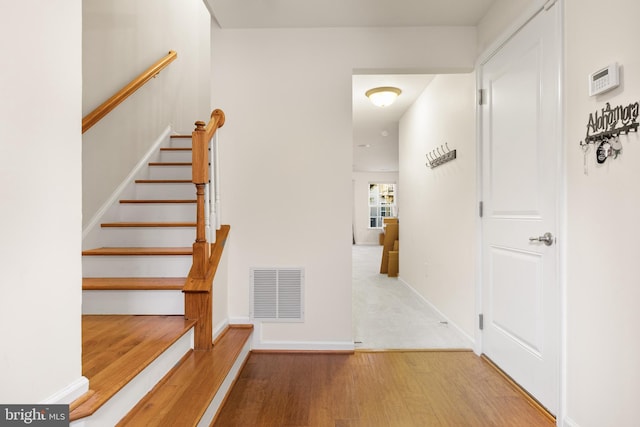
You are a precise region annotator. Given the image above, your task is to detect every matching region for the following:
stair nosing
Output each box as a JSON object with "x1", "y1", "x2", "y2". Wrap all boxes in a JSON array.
[
  {"x1": 82, "y1": 247, "x2": 193, "y2": 256},
  {"x1": 100, "y1": 222, "x2": 196, "y2": 228},
  {"x1": 119, "y1": 199, "x2": 196, "y2": 204},
  {"x1": 82, "y1": 277, "x2": 186, "y2": 290},
  {"x1": 135, "y1": 179, "x2": 192, "y2": 184}
]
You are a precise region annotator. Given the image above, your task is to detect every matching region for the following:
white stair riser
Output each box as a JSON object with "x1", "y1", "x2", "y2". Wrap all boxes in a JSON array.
[
  {"x1": 99, "y1": 227, "x2": 195, "y2": 247},
  {"x1": 83, "y1": 255, "x2": 192, "y2": 277},
  {"x1": 70, "y1": 329, "x2": 193, "y2": 427},
  {"x1": 82, "y1": 290, "x2": 184, "y2": 315},
  {"x1": 169, "y1": 138, "x2": 192, "y2": 149},
  {"x1": 160, "y1": 150, "x2": 192, "y2": 162},
  {"x1": 148, "y1": 165, "x2": 192, "y2": 180},
  {"x1": 118, "y1": 203, "x2": 196, "y2": 222},
  {"x1": 135, "y1": 183, "x2": 195, "y2": 199}
]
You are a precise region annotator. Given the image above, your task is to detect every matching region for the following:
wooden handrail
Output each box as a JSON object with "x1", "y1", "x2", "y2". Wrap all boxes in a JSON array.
[{"x1": 82, "y1": 50, "x2": 177, "y2": 133}]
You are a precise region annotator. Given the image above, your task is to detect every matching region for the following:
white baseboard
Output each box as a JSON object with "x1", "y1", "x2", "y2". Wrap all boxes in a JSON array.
[
  {"x1": 397, "y1": 277, "x2": 475, "y2": 348},
  {"x1": 563, "y1": 417, "x2": 580, "y2": 427},
  {"x1": 82, "y1": 125, "x2": 173, "y2": 244},
  {"x1": 213, "y1": 319, "x2": 230, "y2": 342},
  {"x1": 252, "y1": 340, "x2": 355, "y2": 352},
  {"x1": 229, "y1": 318, "x2": 354, "y2": 351},
  {"x1": 40, "y1": 376, "x2": 89, "y2": 405}
]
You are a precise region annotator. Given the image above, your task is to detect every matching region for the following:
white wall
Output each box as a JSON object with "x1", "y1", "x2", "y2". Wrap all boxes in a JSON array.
[
  {"x1": 211, "y1": 25, "x2": 477, "y2": 348},
  {"x1": 82, "y1": 0, "x2": 211, "y2": 227},
  {"x1": 352, "y1": 172, "x2": 399, "y2": 245},
  {"x1": 398, "y1": 73, "x2": 477, "y2": 338},
  {"x1": 0, "y1": 1, "x2": 83, "y2": 403},
  {"x1": 564, "y1": 1, "x2": 640, "y2": 425}
]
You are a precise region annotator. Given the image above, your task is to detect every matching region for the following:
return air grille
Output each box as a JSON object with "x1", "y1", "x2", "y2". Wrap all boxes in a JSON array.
[{"x1": 251, "y1": 268, "x2": 304, "y2": 321}]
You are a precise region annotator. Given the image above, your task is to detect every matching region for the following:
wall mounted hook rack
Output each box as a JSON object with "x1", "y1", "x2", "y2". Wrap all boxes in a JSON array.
[{"x1": 426, "y1": 143, "x2": 456, "y2": 169}]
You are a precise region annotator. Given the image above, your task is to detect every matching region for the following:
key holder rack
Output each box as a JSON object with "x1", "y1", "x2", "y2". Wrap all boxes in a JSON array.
[
  {"x1": 425, "y1": 143, "x2": 457, "y2": 169},
  {"x1": 579, "y1": 101, "x2": 639, "y2": 160}
]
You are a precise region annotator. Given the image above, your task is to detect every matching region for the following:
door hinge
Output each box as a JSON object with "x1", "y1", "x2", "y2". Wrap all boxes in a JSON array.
[
  {"x1": 478, "y1": 89, "x2": 487, "y2": 106},
  {"x1": 479, "y1": 313, "x2": 484, "y2": 330},
  {"x1": 544, "y1": 0, "x2": 557, "y2": 11},
  {"x1": 479, "y1": 201, "x2": 484, "y2": 218}
]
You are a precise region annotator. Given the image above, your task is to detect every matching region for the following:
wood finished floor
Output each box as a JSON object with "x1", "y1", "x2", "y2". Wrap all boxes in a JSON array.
[{"x1": 214, "y1": 351, "x2": 554, "y2": 427}]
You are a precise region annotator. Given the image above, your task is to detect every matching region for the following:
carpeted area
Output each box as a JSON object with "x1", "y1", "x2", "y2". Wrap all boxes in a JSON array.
[{"x1": 352, "y1": 244, "x2": 472, "y2": 349}]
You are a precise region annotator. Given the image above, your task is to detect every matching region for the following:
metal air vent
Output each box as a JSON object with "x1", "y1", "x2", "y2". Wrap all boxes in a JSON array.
[{"x1": 251, "y1": 268, "x2": 304, "y2": 321}]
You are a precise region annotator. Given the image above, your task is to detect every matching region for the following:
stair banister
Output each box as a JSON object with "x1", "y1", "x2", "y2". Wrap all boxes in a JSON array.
[
  {"x1": 191, "y1": 109, "x2": 225, "y2": 279},
  {"x1": 82, "y1": 50, "x2": 177, "y2": 134},
  {"x1": 187, "y1": 109, "x2": 225, "y2": 351}
]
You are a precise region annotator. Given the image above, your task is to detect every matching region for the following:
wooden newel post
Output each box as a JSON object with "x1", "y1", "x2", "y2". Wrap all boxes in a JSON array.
[{"x1": 192, "y1": 121, "x2": 210, "y2": 279}]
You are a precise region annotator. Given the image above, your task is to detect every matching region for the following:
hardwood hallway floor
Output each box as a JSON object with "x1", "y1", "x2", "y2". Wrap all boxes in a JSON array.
[{"x1": 213, "y1": 351, "x2": 554, "y2": 426}]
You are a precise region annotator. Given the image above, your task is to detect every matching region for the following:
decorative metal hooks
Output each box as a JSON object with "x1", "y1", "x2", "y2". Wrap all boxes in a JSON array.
[{"x1": 425, "y1": 143, "x2": 457, "y2": 169}]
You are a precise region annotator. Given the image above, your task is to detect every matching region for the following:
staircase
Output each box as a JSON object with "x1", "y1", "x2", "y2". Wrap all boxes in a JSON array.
[{"x1": 73, "y1": 133, "x2": 252, "y2": 426}]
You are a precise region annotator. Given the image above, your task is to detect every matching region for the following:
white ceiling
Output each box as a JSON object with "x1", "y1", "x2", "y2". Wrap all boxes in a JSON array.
[
  {"x1": 207, "y1": 0, "x2": 496, "y2": 172},
  {"x1": 208, "y1": 0, "x2": 495, "y2": 29}
]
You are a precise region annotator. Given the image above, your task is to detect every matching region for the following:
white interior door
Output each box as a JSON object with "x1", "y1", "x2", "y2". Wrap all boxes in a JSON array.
[{"x1": 480, "y1": 4, "x2": 560, "y2": 415}]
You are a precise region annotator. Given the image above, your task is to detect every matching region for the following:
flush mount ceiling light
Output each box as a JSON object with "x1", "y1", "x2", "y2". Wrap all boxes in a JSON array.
[{"x1": 365, "y1": 86, "x2": 402, "y2": 107}]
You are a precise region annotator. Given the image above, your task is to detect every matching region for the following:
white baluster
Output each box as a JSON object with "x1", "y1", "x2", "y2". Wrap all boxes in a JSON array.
[
  {"x1": 209, "y1": 132, "x2": 217, "y2": 244},
  {"x1": 213, "y1": 130, "x2": 221, "y2": 232}
]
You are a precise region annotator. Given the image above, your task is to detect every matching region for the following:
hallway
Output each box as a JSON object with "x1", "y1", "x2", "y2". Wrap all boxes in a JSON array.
[{"x1": 352, "y1": 245, "x2": 472, "y2": 349}]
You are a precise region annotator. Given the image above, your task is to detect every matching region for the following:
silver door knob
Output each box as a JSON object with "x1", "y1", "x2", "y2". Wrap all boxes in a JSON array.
[{"x1": 529, "y1": 232, "x2": 554, "y2": 246}]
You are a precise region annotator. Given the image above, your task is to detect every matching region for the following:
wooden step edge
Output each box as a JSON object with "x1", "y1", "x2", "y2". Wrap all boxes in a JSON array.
[
  {"x1": 70, "y1": 318, "x2": 197, "y2": 422},
  {"x1": 82, "y1": 277, "x2": 186, "y2": 291},
  {"x1": 135, "y1": 179, "x2": 192, "y2": 184},
  {"x1": 170, "y1": 135, "x2": 192, "y2": 139},
  {"x1": 117, "y1": 326, "x2": 253, "y2": 426},
  {"x1": 160, "y1": 147, "x2": 192, "y2": 151},
  {"x1": 120, "y1": 199, "x2": 196, "y2": 204},
  {"x1": 100, "y1": 222, "x2": 196, "y2": 228},
  {"x1": 148, "y1": 162, "x2": 192, "y2": 166},
  {"x1": 82, "y1": 247, "x2": 193, "y2": 256}
]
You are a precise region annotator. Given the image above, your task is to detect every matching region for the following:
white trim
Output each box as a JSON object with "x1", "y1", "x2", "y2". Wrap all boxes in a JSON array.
[
  {"x1": 557, "y1": 2, "x2": 567, "y2": 426},
  {"x1": 229, "y1": 317, "x2": 251, "y2": 325},
  {"x1": 243, "y1": 318, "x2": 355, "y2": 351},
  {"x1": 213, "y1": 318, "x2": 230, "y2": 342},
  {"x1": 563, "y1": 417, "x2": 580, "y2": 427},
  {"x1": 82, "y1": 125, "x2": 173, "y2": 241},
  {"x1": 476, "y1": 1, "x2": 546, "y2": 67},
  {"x1": 397, "y1": 277, "x2": 475, "y2": 348},
  {"x1": 40, "y1": 376, "x2": 89, "y2": 405},
  {"x1": 252, "y1": 340, "x2": 355, "y2": 352}
]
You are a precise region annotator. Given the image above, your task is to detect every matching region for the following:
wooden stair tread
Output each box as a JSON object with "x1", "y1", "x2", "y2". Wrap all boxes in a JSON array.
[
  {"x1": 101, "y1": 222, "x2": 196, "y2": 228},
  {"x1": 71, "y1": 315, "x2": 197, "y2": 421},
  {"x1": 82, "y1": 247, "x2": 192, "y2": 256},
  {"x1": 135, "y1": 179, "x2": 191, "y2": 183},
  {"x1": 170, "y1": 135, "x2": 192, "y2": 139},
  {"x1": 118, "y1": 326, "x2": 253, "y2": 427},
  {"x1": 160, "y1": 147, "x2": 192, "y2": 151},
  {"x1": 120, "y1": 199, "x2": 196, "y2": 204},
  {"x1": 148, "y1": 162, "x2": 192, "y2": 166},
  {"x1": 83, "y1": 277, "x2": 186, "y2": 290}
]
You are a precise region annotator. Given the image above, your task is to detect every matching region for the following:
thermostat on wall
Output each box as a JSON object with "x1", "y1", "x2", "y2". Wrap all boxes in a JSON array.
[{"x1": 589, "y1": 63, "x2": 620, "y2": 96}]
